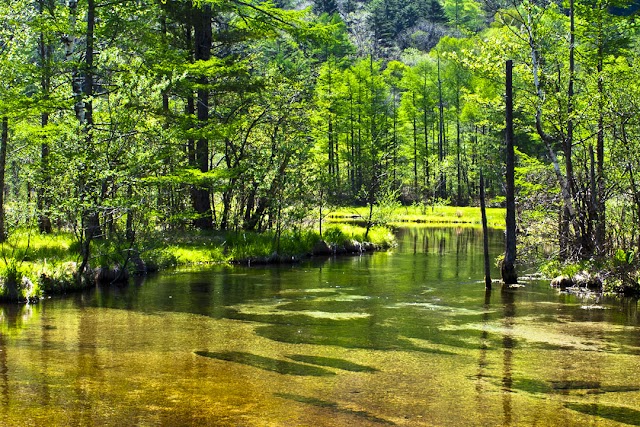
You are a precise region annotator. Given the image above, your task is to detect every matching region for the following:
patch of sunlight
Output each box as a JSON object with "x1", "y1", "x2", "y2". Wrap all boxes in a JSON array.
[
  {"x1": 279, "y1": 288, "x2": 340, "y2": 294},
  {"x1": 229, "y1": 303, "x2": 288, "y2": 316},
  {"x1": 314, "y1": 294, "x2": 371, "y2": 302},
  {"x1": 296, "y1": 311, "x2": 371, "y2": 320},
  {"x1": 392, "y1": 302, "x2": 494, "y2": 316},
  {"x1": 581, "y1": 305, "x2": 606, "y2": 310},
  {"x1": 229, "y1": 303, "x2": 370, "y2": 320},
  {"x1": 440, "y1": 322, "x2": 611, "y2": 351}
]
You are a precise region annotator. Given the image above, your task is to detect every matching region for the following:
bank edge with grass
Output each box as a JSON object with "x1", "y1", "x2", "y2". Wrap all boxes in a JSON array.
[{"x1": 0, "y1": 223, "x2": 396, "y2": 303}]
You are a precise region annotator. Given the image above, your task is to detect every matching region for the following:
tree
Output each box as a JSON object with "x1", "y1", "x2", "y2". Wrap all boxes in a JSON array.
[
  {"x1": 399, "y1": 54, "x2": 438, "y2": 202},
  {"x1": 502, "y1": 59, "x2": 517, "y2": 284},
  {"x1": 0, "y1": 0, "x2": 32, "y2": 242}
]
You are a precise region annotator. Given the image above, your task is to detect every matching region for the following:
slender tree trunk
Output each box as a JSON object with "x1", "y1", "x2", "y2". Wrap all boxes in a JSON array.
[
  {"x1": 526, "y1": 5, "x2": 575, "y2": 257},
  {"x1": 84, "y1": 0, "x2": 100, "y2": 242},
  {"x1": 412, "y1": 93, "x2": 418, "y2": 198},
  {"x1": 566, "y1": 0, "x2": 576, "y2": 202},
  {"x1": 125, "y1": 185, "x2": 134, "y2": 242},
  {"x1": 423, "y1": 95, "x2": 430, "y2": 200},
  {"x1": 328, "y1": 117, "x2": 334, "y2": 176},
  {"x1": 437, "y1": 54, "x2": 445, "y2": 200},
  {"x1": 502, "y1": 60, "x2": 517, "y2": 285},
  {"x1": 77, "y1": 0, "x2": 99, "y2": 283},
  {"x1": 192, "y1": 5, "x2": 213, "y2": 229},
  {"x1": 37, "y1": 0, "x2": 53, "y2": 233},
  {"x1": 0, "y1": 117, "x2": 8, "y2": 242},
  {"x1": 480, "y1": 170, "x2": 491, "y2": 290},
  {"x1": 595, "y1": 54, "x2": 605, "y2": 255},
  {"x1": 456, "y1": 118, "x2": 462, "y2": 206}
]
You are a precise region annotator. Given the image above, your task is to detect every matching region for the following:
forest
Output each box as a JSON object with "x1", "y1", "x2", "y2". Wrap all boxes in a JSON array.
[{"x1": 1, "y1": 0, "x2": 640, "y2": 296}]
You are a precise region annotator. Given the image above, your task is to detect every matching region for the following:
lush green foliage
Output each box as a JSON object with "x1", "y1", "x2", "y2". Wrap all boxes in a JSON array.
[{"x1": 1, "y1": 0, "x2": 640, "y2": 296}]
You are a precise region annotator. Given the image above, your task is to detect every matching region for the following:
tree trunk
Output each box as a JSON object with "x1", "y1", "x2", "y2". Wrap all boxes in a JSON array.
[
  {"x1": 412, "y1": 92, "x2": 418, "y2": 198},
  {"x1": 76, "y1": 0, "x2": 100, "y2": 283},
  {"x1": 456, "y1": 118, "x2": 462, "y2": 206},
  {"x1": 37, "y1": 0, "x2": 53, "y2": 233},
  {"x1": 595, "y1": 54, "x2": 606, "y2": 255},
  {"x1": 0, "y1": 117, "x2": 8, "y2": 242},
  {"x1": 480, "y1": 170, "x2": 491, "y2": 290},
  {"x1": 437, "y1": 53, "x2": 445, "y2": 200},
  {"x1": 502, "y1": 60, "x2": 517, "y2": 285},
  {"x1": 527, "y1": 6, "x2": 576, "y2": 256},
  {"x1": 84, "y1": 0, "x2": 100, "y2": 242},
  {"x1": 192, "y1": 5, "x2": 213, "y2": 229}
]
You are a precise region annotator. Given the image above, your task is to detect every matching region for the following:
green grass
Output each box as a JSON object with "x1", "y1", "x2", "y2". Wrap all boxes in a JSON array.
[
  {"x1": 321, "y1": 224, "x2": 395, "y2": 247},
  {"x1": 0, "y1": 230, "x2": 78, "y2": 302},
  {"x1": 146, "y1": 224, "x2": 395, "y2": 266},
  {"x1": 328, "y1": 205, "x2": 506, "y2": 228},
  {"x1": 0, "y1": 222, "x2": 397, "y2": 301}
]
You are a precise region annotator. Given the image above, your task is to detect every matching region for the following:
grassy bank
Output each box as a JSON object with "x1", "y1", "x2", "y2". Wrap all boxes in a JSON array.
[
  {"x1": 328, "y1": 205, "x2": 506, "y2": 228},
  {"x1": 0, "y1": 224, "x2": 395, "y2": 302}
]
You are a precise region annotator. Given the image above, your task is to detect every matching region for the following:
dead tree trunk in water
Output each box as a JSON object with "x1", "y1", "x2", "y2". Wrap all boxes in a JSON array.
[
  {"x1": 502, "y1": 60, "x2": 517, "y2": 285},
  {"x1": 480, "y1": 170, "x2": 491, "y2": 290}
]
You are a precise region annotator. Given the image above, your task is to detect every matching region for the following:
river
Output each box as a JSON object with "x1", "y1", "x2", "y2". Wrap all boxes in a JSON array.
[{"x1": 1, "y1": 227, "x2": 640, "y2": 426}]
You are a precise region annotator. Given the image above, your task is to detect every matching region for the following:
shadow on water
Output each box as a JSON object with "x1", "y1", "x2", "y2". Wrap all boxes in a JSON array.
[
  {"x1": 0, "y1": 329, "x2": 7, "y2": 415},
  {"x1": 274, "y1": 393, "x2": 396, "y2": 426},
  {"x1": 286, "y1": 354, "x2": 378, "y2": 372},
  {"x1": 501, "y1": 285, "x2": 516, "y2": 427},
  {"x1": 194, "y1": 351, "x2": 337, "y2": 377},
  {"x1": 510, "y1": 378, "x2": 640, "y2": 395},
  {"x1": 565, "y1": 403, "x2": 640, "y2": 425},
  {"x1": 253, "y1": 323, "x2": 457, "y2": 355},
  {"x1": 475, "y1": 288, "x2": 492, "y2": 415}
]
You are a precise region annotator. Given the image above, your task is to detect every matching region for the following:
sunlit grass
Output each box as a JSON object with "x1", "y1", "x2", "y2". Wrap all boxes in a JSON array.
[
  {"x1": 0, "y1": 229, "x2": 74, "y2": 262},
  {"x1": 322, "y1": 224, "x2": 395, "y2": 247},
  {"x1": 328, "y1": 204, "x2": 505, "y2": 228},
  {"x1": 0, "y1": 230, "x2": 78, "y2": 301},
  {"x1": 148, "y1": 224, "x2": 395, "y2": 266},
  {"x1": 0, "y1": 222, "x2": 396, "y2": 300}
]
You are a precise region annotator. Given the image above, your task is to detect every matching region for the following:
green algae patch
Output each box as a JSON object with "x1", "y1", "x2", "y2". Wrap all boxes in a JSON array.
[
  {"x1": 274, "y1": 393, "x2": 396, "y2": 425},
  {"x1": 194, "y1": 351, "x2": 336, "y2": 377},
  {"x1": 565, "y1": 403, "x2": 640, "y2": 425},
  {"x1": 227, "y1": 301, "x2": 372, "y2": 322},
  {"x1": 286, "y1": 354, "x2": 378, "y2": 372}
]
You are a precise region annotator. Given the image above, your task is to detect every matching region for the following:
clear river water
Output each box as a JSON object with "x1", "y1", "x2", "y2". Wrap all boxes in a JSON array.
[{"x1": 1, "y1": 226, "x2": 640, "y2": 426}]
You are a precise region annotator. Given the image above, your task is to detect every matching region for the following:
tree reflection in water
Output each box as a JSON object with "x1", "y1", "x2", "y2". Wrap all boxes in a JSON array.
[{"x1": 501, "y1": 286, "x2": 516, "y2": 426}]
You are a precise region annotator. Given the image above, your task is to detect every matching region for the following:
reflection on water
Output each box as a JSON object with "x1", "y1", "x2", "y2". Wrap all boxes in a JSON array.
[
  {"x1": 501, "y1": 287, "x2": 515, "y2": 427},
  {"x1": 0, "y1": 227, "x2": 639, "y2": 426}
]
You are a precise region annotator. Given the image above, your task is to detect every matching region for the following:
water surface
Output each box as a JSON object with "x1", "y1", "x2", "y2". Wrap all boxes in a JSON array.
[{"x1": 1, "y1": 227, "x2": 640, "y2": 426}]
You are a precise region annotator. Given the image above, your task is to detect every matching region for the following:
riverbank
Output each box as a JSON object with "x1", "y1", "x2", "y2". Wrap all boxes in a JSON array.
[
  {"x1": 0, "y1": 223, "x2": 396, "y2": 303},
  {"x1": 544, "y1": 252, "x2": 640, "y2": 298}
]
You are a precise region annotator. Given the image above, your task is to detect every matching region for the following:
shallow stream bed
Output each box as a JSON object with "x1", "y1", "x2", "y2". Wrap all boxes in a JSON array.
[{"x1": 1, "y1": 227, "x2": 640, "y2": 426}]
